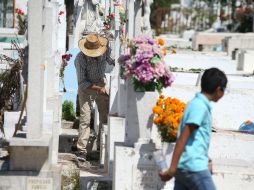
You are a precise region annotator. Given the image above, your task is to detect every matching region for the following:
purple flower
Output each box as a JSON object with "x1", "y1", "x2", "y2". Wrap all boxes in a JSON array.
[{"x1": 119, "y1": 35, "x2": 174, "y2": 91}]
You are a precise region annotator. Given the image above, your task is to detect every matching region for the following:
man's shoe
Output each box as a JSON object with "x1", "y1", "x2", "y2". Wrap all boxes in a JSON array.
[{"x1": 75, "y1": 152, "x2": 87, "y2": 162}]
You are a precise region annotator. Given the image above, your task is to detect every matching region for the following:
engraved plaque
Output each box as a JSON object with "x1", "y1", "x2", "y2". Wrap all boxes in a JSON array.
[
  {"x1": 132, "y1": 165, "x2": 158, "y2": 190},
  {"x1": 27, "y1": 177, "x2": 53, "y2": 190}
]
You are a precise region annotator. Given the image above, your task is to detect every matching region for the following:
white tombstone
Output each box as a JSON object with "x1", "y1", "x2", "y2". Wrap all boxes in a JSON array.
[
  {"x1": 134, "y1": 0, "x2": 143, "y2": 37},
  {"x1": 142, "y1": 0, "x2": 153, "y2": 34},
  {"x1": 127, "y1": 0, "x2": 134, "y2": 39},
  {"x1": 237, "y1": 50, "x2": 254, "y2": 74},
  {"x1": 107, "y1": 116, "x2": 125, "y2": 176}
]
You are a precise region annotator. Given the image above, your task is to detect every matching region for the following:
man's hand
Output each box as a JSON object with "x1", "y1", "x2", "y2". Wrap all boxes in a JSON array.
[
  {"x1": 98, "y1": 87, "x2": 108, "y2": 96},
  {"x1": 159, "y1": 168, "x2": 175, "y2": 182}
]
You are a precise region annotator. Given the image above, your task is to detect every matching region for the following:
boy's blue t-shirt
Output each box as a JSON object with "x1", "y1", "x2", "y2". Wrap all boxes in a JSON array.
[{"x1": 177, "y1": 93, "x2": 212, "y2": 172}]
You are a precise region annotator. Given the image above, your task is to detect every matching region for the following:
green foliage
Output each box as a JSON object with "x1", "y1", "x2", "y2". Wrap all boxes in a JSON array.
[
  {"x1": 16, "y1": 14, "x2": 27, "y2": 35},
  {"x1": 62, "y1": 100, "x2": 76, "y2": 121},
  {"x1": 131, "y1": 77, "x2": 163, "y2": 93},
  {"x1": 157, "y1": 125, "x2": 176, "y2": 143}
]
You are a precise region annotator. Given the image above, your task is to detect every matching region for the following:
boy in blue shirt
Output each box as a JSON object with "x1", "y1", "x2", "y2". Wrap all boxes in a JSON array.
[{"x1": 159, "y1": 68, "x2": 228, "y2": 190}]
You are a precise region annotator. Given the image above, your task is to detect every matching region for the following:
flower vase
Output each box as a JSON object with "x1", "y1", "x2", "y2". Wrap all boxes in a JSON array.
[
  {"x1": 125, "y1": 81, "x2": 159, "y2": 146},
  {"x1": 162, "y1": 142, "x2": 175, "y2": 167}
]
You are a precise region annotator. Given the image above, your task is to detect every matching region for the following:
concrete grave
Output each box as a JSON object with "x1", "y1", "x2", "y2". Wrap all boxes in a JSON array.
[
  {"x1": 237, "y1": 50, "x2": 254, "y2": 74},
  {"x1": 107, "y1": 116, "x2": 125, "y2": 176},
  {"x1": 113, "y1": 141, "x2": 163, "y2": 190},
  {"x1": 0, "y1": 1, "x2": 65, "y2": 189}
]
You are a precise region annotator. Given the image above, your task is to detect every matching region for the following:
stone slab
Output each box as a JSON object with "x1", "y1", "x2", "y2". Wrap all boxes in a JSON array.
[
  {"x1": 3, "y1": 111, "x2": 22, "y2": 140},
  {"x1": 107, "y1": 117, "x2": 125, "y2": 176},
  {"x1": 0, "y1": 165, "x2": 62, "y2": 190},
  {"x1": 113, "y1": 143, "x2": 163, "y2": 190},
  {"x1": 209, "y1": 131, "x2": 254, "y2": 163},
  {"x1": 9, "y1": 134, "x2": 51, "y2": 171},
  {"x1": 80, "y1": 170, "x2": 112, "y2": 190},
  {"x1": 242, "y1": 52, "x2": 254, "y2": 73},
  {"x1": 9, "y1": 134, "x2": 51, "y2": 147}
]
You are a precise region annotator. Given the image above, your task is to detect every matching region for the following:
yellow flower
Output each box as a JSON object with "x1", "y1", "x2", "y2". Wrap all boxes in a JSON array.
[
  {"x1": 161, "y1": 48, "x2": 167, "y2": 56},
  {"x1": 119, "y1": 6, "x2": 125, "y2": 14},
  {"x1": 171, "y1": 48, "x2": 176, "y2": 54}
]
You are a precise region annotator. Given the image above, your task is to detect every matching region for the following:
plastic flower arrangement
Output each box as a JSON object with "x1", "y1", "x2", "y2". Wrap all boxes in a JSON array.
[
  {"x1": 118, "y1": 36, "x2": 174, "y2": 92},
  {"x1": 60, "y1": 53, "x2": 72, "y2": 92},
  {"x1": 15, "y1": 8, "x2": 27, "y2": 35},
  {"x1": 153, "y1": 95, "x2": 186, "y2": 142}
]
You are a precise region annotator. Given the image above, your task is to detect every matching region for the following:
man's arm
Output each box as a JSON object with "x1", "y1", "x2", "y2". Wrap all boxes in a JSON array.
[{"x1": 159, "y1": 124, "x2": 197, "y2": 182}]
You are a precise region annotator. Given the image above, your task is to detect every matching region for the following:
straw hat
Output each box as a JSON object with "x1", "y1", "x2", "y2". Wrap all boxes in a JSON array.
[{"x1": 78, "y1": 34, "x2": 108, "y2": 57}]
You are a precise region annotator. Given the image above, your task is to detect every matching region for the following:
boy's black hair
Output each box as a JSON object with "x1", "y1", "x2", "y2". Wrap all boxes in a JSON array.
[{"x1": 201, "y1": 68, "x2": 227, "y2": 94}]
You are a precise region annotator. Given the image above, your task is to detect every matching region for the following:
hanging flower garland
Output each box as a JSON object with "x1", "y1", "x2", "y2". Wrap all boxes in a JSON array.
[
  {"x1": 58, "y1": 10, "x2": 65, "y2": 24},
  {"x1": 60, "y1": 53, "x2": 72, "y2": 92},
  {"x1": 103, "y1": 4, "x2": 127, "y2": 42}
]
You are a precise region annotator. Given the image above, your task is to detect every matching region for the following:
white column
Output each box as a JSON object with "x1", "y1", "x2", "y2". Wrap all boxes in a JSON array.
[
  {"x1": 127, "y1": 0, "x2": 134, "y2": 39},
  {"x1": 114, "y1": 5, "x2": 120, "y2": 73},
  {"x1": 27, "y1": 0, "x2": 45, "y2": 139},
  {"x1": 105, "y1": 0, "x2": 110, "y2": 16}
]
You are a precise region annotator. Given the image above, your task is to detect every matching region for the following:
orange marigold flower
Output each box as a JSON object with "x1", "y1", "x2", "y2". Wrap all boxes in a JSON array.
[
  {"x1": 152, "y1": 106, "x2": 163, "y2": 114},
  {"x1": 157, "y1": 38, "x2": 165, "y2": 46},
  {"x1": 159, "y1": 94, "x2": 165, "y2": 99},
  {"x1": 153, "y1": 117, "x2": 161, "y2": 125},
  {"x1": 157, "y1": 99, "x2": 164, "y2": 106},
  {"x1": 153, "y1": 95, "x2": 185, "y2": 142}
]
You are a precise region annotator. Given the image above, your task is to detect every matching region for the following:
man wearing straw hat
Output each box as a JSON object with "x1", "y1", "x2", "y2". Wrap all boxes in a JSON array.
[{"x1": 74, "y1": 33, "x2": 114, "y2": 161}]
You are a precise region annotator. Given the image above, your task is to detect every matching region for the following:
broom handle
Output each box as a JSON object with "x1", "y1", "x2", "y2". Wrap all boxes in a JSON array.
[{"x1": 13, "y1": 85, "x2": 28, "y2": 137}]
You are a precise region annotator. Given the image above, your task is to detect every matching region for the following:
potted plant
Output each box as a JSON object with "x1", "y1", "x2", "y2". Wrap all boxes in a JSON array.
[{"x1": 118, "y1": 36, "x2": 174, "y2": 146}]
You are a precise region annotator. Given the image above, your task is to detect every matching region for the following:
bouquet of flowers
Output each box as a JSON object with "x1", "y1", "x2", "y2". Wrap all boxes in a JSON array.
[
  {"x1": 118, "y1": 36, "x2": 174, "y2": 92},
  {"x1": 153, "y1": 95, "x2": 186, "y2": 142},
  {"x1": 15, "y1": 8, "x2": 27, "y2": 35}
]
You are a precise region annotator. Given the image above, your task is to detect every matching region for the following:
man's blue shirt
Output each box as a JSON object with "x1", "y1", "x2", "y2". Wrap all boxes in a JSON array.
[{"x1": 178, "y1": 93, "x2": 212, "y2": 172}]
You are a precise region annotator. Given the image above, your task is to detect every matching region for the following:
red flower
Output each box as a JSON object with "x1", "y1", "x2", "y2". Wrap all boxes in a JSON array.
[
  {"x1": 62, "y1": 53, "x2": 72, "y2": 61},
  {"x1": 109, "y1": 13, "x2": 115, "y2": 18},
  {"x1": 15, "y1": 8, "x2": 24, "y2": 15},
  {"x1": 58, "y1": 11, "x2": 64, "y2": 16}
]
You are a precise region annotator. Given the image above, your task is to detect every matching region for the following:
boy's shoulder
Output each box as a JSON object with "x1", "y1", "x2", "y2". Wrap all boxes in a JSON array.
[{"x1": 187, "y1": 96, "x2": 207, "y2": 110}]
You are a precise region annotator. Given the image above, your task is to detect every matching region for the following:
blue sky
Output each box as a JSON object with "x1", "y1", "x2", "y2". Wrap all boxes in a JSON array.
[{"x1": 61, "y1": 48, "x2": 79, "y2": 108}]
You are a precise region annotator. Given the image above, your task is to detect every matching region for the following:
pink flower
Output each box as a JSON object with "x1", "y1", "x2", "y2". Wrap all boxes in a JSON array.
[{"x1": 118, "y1": 35, "x2": 174, "y2": 92}]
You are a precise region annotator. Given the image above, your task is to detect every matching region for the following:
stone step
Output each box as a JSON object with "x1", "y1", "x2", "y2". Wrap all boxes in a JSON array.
[
  {"x1": 59, "y1": 128, "x2": 78, "y2": 153},
  {"x1": 80, "y1": 170, "x2": 112, "y2": 190}
]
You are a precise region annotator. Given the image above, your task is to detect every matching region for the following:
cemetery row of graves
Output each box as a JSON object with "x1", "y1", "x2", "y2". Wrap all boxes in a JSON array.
[{"x1": 0, "y1": 0, "x2": 254, "y2": 190}]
